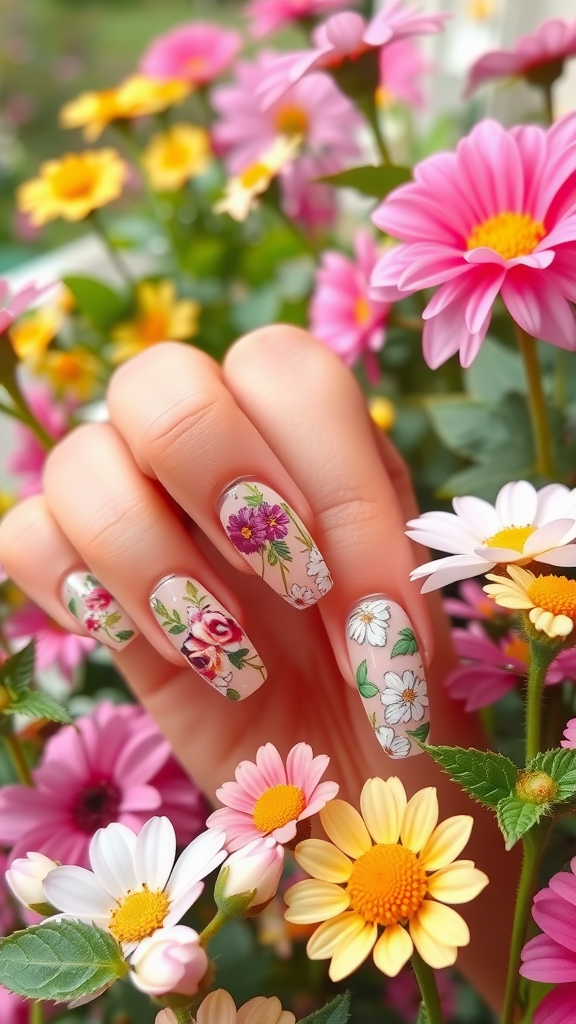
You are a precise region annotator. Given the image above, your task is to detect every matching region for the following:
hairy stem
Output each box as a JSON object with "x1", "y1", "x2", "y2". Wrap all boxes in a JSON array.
[
  {"x1": 515, "y1": 326, "x2": 555, "y2": 479},
  {"x1": 198, "y1": 909, "x2": 227, "y2": 947},
  {"x1": 411, "y1": 950, "x2": 444, "y2": 1024},
  {"x1": 501, "y1": 825, "x2": 549, "y2": 1024},
  {"x1": 526, "y1": 639, "x2": 556, "y2": 762},
  {"x1": 174, "y1": 1009, "x2": 196, "y2": 1024},
  {"x1": 30, "y1": 1002, "x2": 43, "y2": 1024}
]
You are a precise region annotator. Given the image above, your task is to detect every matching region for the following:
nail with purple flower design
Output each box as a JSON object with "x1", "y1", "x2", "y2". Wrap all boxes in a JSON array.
[{"x1": 218, "y1": 480, "x2": 332, "y2": 608}]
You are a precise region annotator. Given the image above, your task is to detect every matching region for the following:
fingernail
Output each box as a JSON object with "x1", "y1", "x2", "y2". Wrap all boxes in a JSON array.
[
  {"x1": 218, "y1": 480, "x2": 332, "y2": 609},
  {"x1": 62, "y1": 572, "x2": 138, "y2": 650},
  {"x1": 346, "y1": 596, "x2": 430, "y2": 759},
  {"x1": 150, "y1": 574, "x2": 267, "y2": 700}
]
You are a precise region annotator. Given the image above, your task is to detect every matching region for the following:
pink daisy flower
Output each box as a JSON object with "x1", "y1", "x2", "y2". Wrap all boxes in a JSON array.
[
  {"x1": 0, "y1": 279, "x2": 53, "y2": 335},
  {"x1": 371, "y1": 115, "x2": 576, "y2": 369},
  {"x1": 379, "y1": 36, "x2": 428, "y2": 109},
  {"x1": 206, "y1": 742, "x2": 339, "y2": 851},
  {"x1": 521, "y1": 859, "x2": 576, "y2": 1024},
  {"x1": 444, "y1": 578, "x2": 507, "y2": 622},
  {"x1": 140, "y1": 23, "x2": 241, "y2": 87},
  {"x1": 8, "y1": 384, "x2": 70, "y2": 499},
  {"x1": 0, "y1": 989, "x2": 34, "y2": 1024},
  {"x1": 0, "y1": 701, "x2": 207, "y2": 866},
  {"x1": 562, "y1": 717, "x2": 576, "y2": 748},
  {"x1": 466, "y1": 18, "x2": 576, "y2": 97},
  {"x1": 281, "y1": 153, "x2": 339, "y2": 233},
  {"x1": 310, "y1": 231, "x2": 390, "y2": 380},
  {"x1": 246, "y1": 0, "x2": 358, "y2": 40},
  {"x1": 5, "y1": 603, "x2": 96, "y2": 683}
]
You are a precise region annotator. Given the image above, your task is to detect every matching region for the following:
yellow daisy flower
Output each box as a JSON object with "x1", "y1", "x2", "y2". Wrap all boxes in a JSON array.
[
  {"x1": 60, "y1": 75, "x2": 190, "y2": 142},
  {"x1": 17, "y1": 150, "x2": 126, "y2": 226},
  {"x1": 40, "y1": 348, "x2": 102, "y2": 401},
  {"x1": 484, "y1": 564, "x2": 576, "y2": 638},
  {"x1": 284, "y1": 777, "x2": 488, "y2": 981},
  {"x1": 10, "y1": 307, "x2": 61, "y2": 362},
  {"x1": 369, "y1": 396, "x2": 396, "y2": 432},
  {"x1": 110, "y1": 280, "x2": 200, "y2": 364},
  {"x1": 142, "y1": 124, "x2": 211, "y2": 191},
  {"x1": 215, "y1": 135, "x2": 301, "y2": 222},
  {"x1": 60, "y1": 89, "x2": 123, "y2": 142}
]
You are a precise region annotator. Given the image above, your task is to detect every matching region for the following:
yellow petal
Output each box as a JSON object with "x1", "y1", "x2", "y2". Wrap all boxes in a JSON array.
[
  {"x1": 236, "y1": 997, "x2": 267, "y2": 1024},
  {"x1": 409, "y1": 915, "x2": 458, "y2": 969},
  {"x1": 329, "y1": 921, "x2": 378, "y2": 982},
  {"x1": 295, "y1": 839, "x2": 353, "y2": 882},
  {"x1": 319, "y1": 799, "x2": 372, "y2": 859},
  {"x1": 427, "y1": 861, "x2": 489, "y2": 904},
  {"x1": 240, "y1": 997, "x2": 294, "y2": 1024},
  {"x1": 197, "y1": 990, "x2": 237, "y2": 1024},
  {"x1": 284, "y1": 879, "x2": 350, "y2": 923},
  {"x1": 419, "y1": 815, "x2": 473, "y2": 871},
  {"x1": 507, "y1": 564, "x2": 535, "y2": 587},
  {"x1": 306, "y1": 912, "x2": 366, "y2": 959},
  {"x1": 373, "y1": 924, "x2": 413, "y2": 977},
  {"x1": 360, "y1": 778, "x2": 402, "y2": 845},
  {"x1": 414, "y1": 900, "x2": 470, "y2": 947},
  {"x1": 387, "y1": 776, "x2": 407, "y2": 822},
  {"x1": 401, "y1": 787, "x2": 438, "y2": 853}
]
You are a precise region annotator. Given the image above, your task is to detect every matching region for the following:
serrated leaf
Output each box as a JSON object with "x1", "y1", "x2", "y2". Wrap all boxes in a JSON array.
[
  {"x1": 152, "y1": 599, "x2": 169, "y2": 619},
  {"x1": 407, "y1": 722, "x2": 430, "y2": 744},
  {"x1": 391, "y1": 627, "x2": 418, "y2": 658},
  {"x1": 298, "y1": 993, "x2": 351, "y2": 1024},
  {"x1": 168, "y1": 624, "x2": 187, "y2": 635},
  {"x1": 105, "y1": 613, "x2": 121, "y2": 627},
  {"x1": 226, "y1": 649, "x2": 250, "y2": 670},
  {"x1": 115, "y1": 630, "x2": 134, "y2": 643},
  {"x1": 0, "y1": 920, "x2": 127, "y2": 1001},
  {"x1": 11, "y1": 691, "x2": 72, "y2": 725},
  {"x1": 318, "y1": 164, "x2": 412, "y2": 198},
  {"x1": 244, "y1": 484, "x2": 265, "y2": 507},
  {"x1": 529, "y1": 749, "x2": 576, "y2": 802},
  {"x1": 270, "y1": 539, "x2": 292, "y2": 562},
  {"x1": 226, "y1": 689, "x2": 241, "y2": 701},
  {"x1": 0, "y1": 641, "x2": 36, "y2": 696},
  {"x1": 185, "y1": 581, "x2": 198, "y2": 600},
  {"x1": 425, "y1": 745, "x2": 518, "y2": 807},
  {"x1": 497, "y1": 796, "x2": 547, "y2": 850}
]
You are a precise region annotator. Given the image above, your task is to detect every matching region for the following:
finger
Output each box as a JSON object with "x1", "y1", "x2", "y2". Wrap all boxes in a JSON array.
[
  {"x1": 107, "y1": 343, "x2": 332, "y2": 610},
  {"x1": 41, "y1": 422, "x2": 267, "y2": 700}
]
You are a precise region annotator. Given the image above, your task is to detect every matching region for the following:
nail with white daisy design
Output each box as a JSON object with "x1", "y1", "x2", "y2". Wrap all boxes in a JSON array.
[{"x1": 346, "y1": 597, "x2": 430, "y2": 759}]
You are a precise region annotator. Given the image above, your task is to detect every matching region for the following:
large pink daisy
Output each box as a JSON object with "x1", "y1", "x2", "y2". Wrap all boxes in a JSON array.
[
  {"x1": 466, "y1": 18, "x2": 576, "y2": 97},
  {"x1": 206, "y1": 742, "x2": 339, "y2": 851},
  {"x1": 521, "y1": 858, "x2": 576, "y2": 1024},
  {"x1": 8, "y1": 384, "x2": 70, "y2": 499},
  {"x1": 140, "y1": 22, "x2": 241, "y2": 87},
  {"x1": 371, "y1": 115, "x2": 576, "y2": 368}
]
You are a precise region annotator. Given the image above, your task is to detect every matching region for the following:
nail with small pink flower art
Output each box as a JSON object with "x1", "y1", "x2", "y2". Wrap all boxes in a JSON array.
[
  {"x1": 140, "y1": 23, "x2": 241, "y2": 87},
  {"x1": 62, "y1": 571, "x2": 137, "y2": 649},
  {"x1": 206, "y1": 742, "x2": 339, "y2": 851},
  {"x1": 466, "y1": 17, "x2": 576, "y2": 98},
  {"x1": 520, "y1": 856, "x2": 576, "y2": 1024}
]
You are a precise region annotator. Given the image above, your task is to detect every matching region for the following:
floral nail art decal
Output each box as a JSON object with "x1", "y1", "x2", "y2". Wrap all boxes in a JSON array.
[
  {"x1": 150, "y1": 575, "x2": 266, "y2": 700},
  {"x1": 62, "y1": 572, "x2": 137, "y2": 650},
  {"x1": 346, "y1": 597, "x2": 430, "y2": 758},
  {"x1": 218, "y1": 481, "x2": 332, "y2": 608}
]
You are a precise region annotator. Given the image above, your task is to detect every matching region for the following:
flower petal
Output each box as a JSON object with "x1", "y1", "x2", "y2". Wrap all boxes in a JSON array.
[
  {"x1": 401, "y1": 788, "x2": 438, "y2": 853},
  {"x1": 328, "y1": 922, "x2": 378, "y2": 981},
  {"x1": 524, "y1": 519, "x2": 576, "y2": 556},
  {"x1": 373, "y1": 924, "x2": 413, "y2": 977},
  {"x1": 409, "y1": 915, "x2": 458, "y2": 969},
  {"x1": 197, "y1": 989, "x2": 237, "y2": 1024},
  {"x1": 419, "y1": 816, "x2": 473, "y2": 872},
  {"x1": 43, "y1": 865, "x2": 112, "y2": 919},
  {"x1": 135, "y1": 816, "x2": 175, "y2": 891},
  {"x1": 284, "y1": 879, "x2": 350, "y2": 923},
  {"x1": 360, "y1": 778, "x2": 402, "y2": 845},
  {"x1": 306, "y1": 911, "x2": 366, "y2": 959},
  {"x1": 426, "y1": 860, "x2": 489, "y2": 903},
  {"x1": 319, "y1": 800, "x2": 372, "y2": 859},
  {"x1": 89, "y1": 822, "x2": 138, "y2": 900},
  {"x1": 294, "y1": 839, "x2": 353, "y2": 883},
  {"x1": 415, "y1": 900, "x2": 470, "y2": 947}
]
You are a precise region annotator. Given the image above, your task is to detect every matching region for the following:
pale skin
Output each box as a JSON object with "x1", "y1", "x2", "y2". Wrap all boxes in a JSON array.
[{"x1": 0, "y1": 327, "x2": 518, "y2": 1009}]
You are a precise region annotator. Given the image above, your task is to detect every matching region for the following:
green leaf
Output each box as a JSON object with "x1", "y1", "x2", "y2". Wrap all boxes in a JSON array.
[
  {"x1": 226, "y1": 688, "x2": 241, "y2": 701},
  {"x1": 497, "y1": 795, "x2": 547, "y2": 850},
  {"x1": 416, "y1": 1005, "x2": 428, "y2": 1024},
  {"x1": 298, "y1": 993, "x2": 351, "y2": 1024},
  {"x1": 62, "y1": 276, "x2": 128, "y2": 330},
  {"x1": 168, "y1": 624, "x2": 187, "y2": 635},
  {"x1": 185, "y1": 581, "x2": 199, "y2": 601},
  {"x1": 318, "y1": 164, "x2": 412, "y2": 198},
  {"x1": 115, "y1": 630, "x2": 134, "y2": 643},
  {"x1": 11, "y1": 691, "x2": 72, "y2": 725},
  {"x1": 105, "y1": 613, "x2": 121, "y2": 627},
  {"x1": 0, "y1": 920, "x2": 127, "y2": 1001},
  {"x1": 270, "y1": 539, "x2": 292, "y2": 562},
  {"x1": 267, "y1": 545, "x2": 278, "y2": 566},
  {"x1": 355, "y1": 660, "x2": 379, "y2": 699},
  {"x1": 391, "y1": 627, "x2": 418, "y2": 658},
  {"x1": 0, "y1": 641, "x2": 36, "y2": 696},
  {"x1": 425, "y1": 745, "x2": 518, "y2": 807},
  {"x1": 529, "y1": 749, "x2": 576, "y2": 802},
  {"x1": 465, "y1": 337, "x2": 526, "y2": 403},
  {"x1": 244, "y1": 484, "x2": 265, "y2": 507},
  {"x1": 152, "y1": 599, "x2": 169, "y2": 619},
  {"x1": 407, "y1": 722, "x2": 430, "y2": 744},
  {"x1": 68, "y1": 598, "x2": 78, "y2": 618},
  {"x1": 226, "y1": 648, "x2": 250, "y2": 670}
]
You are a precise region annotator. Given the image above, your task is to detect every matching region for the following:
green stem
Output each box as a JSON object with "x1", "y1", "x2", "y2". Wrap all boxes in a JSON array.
[
  {"x1": 390, "y1": 312, "x2": 424, "y2": 332},
  {"x1": 501, "y1": 825, "x2": 549, "y2": 1024},
  {"x1": 198, "y1": 909, "x2": 227, "y2": 947},
  {"x1": 4, "y1": 733, "x2": 32, "y2": 786},
  {"x1": 361, "y1": 98, "x2": 391, "y2": 166},
  {"x1": 515, "y1": 326, "x2": 555, "y2": 479},
  {"x1": 411, "y1": 950, "x2": 445, "y2": 1024},
  {"x1": 0, "y1": 384, "x2": 55, "y2": 450},
  {"x1": 30, "y1": 1002, "x2": 43, "y2": 1024},
  {"x1": 526, "y1": 639, "x2": 556, "y2": 762},
  {"x1": 174, "y1": 1010, "x2": 195, "y2": 1024},
  {"x1": 89, "y1": 211, "x2": 134, "y2": 290},
  {"x1": 542, "y1": 84, "x2": 554, "y2": 126}
]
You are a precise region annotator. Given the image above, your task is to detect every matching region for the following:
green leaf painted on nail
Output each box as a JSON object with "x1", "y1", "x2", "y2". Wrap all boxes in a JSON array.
[
  {"x1": 168, "y1": 624, "x2": 187, "y2": 635},
  {"x1": 391, "y1": 627, "x2": 418, "y2": 658},
  {"x1": 270, "y1": 539, "x2": 292, "y2": 562},
  {"x1": 356, "y1": 660, "x2": 379, "y2": 699},
  {"x1": 407, "y1": 722, "x2": 430, "y2": 744},
  {"x1": 115, "y1": 630, "x2": 134, "y2": 643},
  {"x1": 244, "y1": 484, "x2": 265, "y2": 507},
  {"x1": 226, "y1": 688, "x2": 241, "y2": 701},
  {"x1": 68, "y1": 598, "x2": 78, "y2": 618},
  {"x1": 105, "y1": 613, "x2": 121, "y2": 627},
  {"x1": 226, "y1": 648, "x2": 250, "y2": 670},
  {"x1": 185, "y1": 581, "x2": 198, "y2": 601},
  {"x1": 152, "y1": 599, "x2": 169, "y2": 619}
]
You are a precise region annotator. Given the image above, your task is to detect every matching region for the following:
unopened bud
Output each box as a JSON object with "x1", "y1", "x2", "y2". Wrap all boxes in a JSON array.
[
  {"x1": 6, "y1": 852, "x2": 58, "y2": 911},
  {"x1": 217, "y1": 837, "x2": 284, "y2": 913},
  {"x1": 515, "y1": 770, "x2": 558, "y2": 805},
  {"x1": 131, "y1": 925, "x2": 208, "y2": 998}
]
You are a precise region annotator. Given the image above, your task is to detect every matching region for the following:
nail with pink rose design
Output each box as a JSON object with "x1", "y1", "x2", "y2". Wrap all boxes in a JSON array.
[
  {"x1": 218, "y1": 480, "x2": 333, "y2": 608},
  {"x1": 150, "y1": 574, "x2": 267, "y2": 700},
  {"x1": 62, "y1": 571, "x2": 138, "y2": 649},
  {"x1": 346, "y1": 596, "x2": 430, "y2": 759}
]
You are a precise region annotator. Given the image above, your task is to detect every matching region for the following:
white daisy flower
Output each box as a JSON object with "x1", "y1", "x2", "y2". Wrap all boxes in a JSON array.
[
  {"x1": 380, "y1": 670, "x2": 429, "y2": 724},
  {"x1": 306, "y1": 547, "x2": 333, "y2": 595},
  {"x1": 347, "y1": 599, "x2": 391, "y2": 646},
  {"x1": 287, "y1": 584, "x2": 316, "y2": 608},
  {"x1": 406, "y1": 480, "x2": 576, "y2": 593},
  {"x1": 375, "y1": 726, "x2": 411, "y2": 759},
  {"x1": 43, "y1": 817, "x2": 227, "y2": 954}
]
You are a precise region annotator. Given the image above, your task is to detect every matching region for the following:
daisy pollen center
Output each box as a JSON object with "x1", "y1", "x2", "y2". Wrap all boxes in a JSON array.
[
  {"x1": 467, "y1": 211, "x2": 546, "y2": 262},
  {"x1": 485, "y1": 525, "x2": 535, "y2": 552},
  {"x1": 275, "y1": 104, "x2": 309, "y2": 138},
  {"x1": 527, "y1": 575, "x2": 576, "y2": 619},
  {"x1": 252, "y1": 783, "x2": 306, "y2": 832},
  {"x1": 347, "y1": 843, "x2": 428, "y2": 926},
  {"x1": 355, "y1": 297, "x2": 371, "y2": 326},
  {"x1": 51, "y1": 159, "x2": 97, "y2": 200},
  {"x1": 109, "y1": 886, "x2": 170, "y2": 944}
]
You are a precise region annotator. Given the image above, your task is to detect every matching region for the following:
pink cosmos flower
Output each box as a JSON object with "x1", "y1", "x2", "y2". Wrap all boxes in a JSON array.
[
  {"x1": 140, "y1": 23, "x2": 241, "y2": 87},
  {"x1": 310, "y1": 231, "x2": 390, "y2": 380},
  {"x1": 371, "y1": 115, "x2": 576, "y2": 369},
  {"x1": 444, "y1": 578, "x2": 507, "y2": 622},
  {"x1": 562, "y1": 717, "x2": 576, "y2": 748},
  {"x1": 206, "y1": 742, "x2": 339, "y2": 851},
  {"x1": 8, "y1": 384, "x2": 70, "y2": 498},
  {"x1": 379, "y1": 36, "x2": 428, "y2": 108},
  {"x1": 5, "y1": 603, "x2": 96, "y2": 683},
  {"x1": 280, "y1": 153, "x2": 339, "y2": 233},
  {"x1": 466, "y1": 18, "x2": 576, "y2": 97},
  {"x1": 0, "y1": 280, "x2": 53, "y2": 335},
  {"x1": 246, "y1": 0, "x2": 357, "y2": 40},
  {"x1": 0, "y1": 701, "x2": 208, "y2": 866},
  {"x1": 520, "y1": 858, "x2": 576, "y2": 1024}
]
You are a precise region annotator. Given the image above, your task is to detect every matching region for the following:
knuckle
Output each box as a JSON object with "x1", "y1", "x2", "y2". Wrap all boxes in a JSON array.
[
  {"x1": 141, "y1": 389, "x2": 223, "y2": 467},
  {"x1": 0, "y1": 496, "x2": 47, "y2": 568},
  {"x1": 318, "y1": 492, "x2": 384, "y2": 537},
  {"x1": 79, "y1": 491, "x2": 150, "y2": 560}
]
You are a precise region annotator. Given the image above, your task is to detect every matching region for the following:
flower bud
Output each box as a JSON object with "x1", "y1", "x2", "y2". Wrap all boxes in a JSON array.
[
  {"x1": 219, "y1": 836, "x2": 284, "y2": 910},
  {"x1": 6, "y1": 852, "x2": 58, "y2": 911},
  {"x1": 130, "y1": 925, "x2": 208, "y2": 997}
]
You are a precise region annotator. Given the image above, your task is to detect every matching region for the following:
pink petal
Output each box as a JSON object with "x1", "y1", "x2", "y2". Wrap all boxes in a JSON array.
[
  {"x1": 521, "y1": 934, "x2": 576, "y2": 982},
  {"x1": 286, "y1": 743, "x2": 313, "y2": 789},
  {"x1": 502, "y1": 266, "x2": 576, "y2": 351},
  {"x1": 533, "y1": 892, "x2": 576, "y2": 953},
  {"x1": 272, "y1": 820, "x2": 297, "y2": 843},
  {"x1": 255, "y1": 743, "x2": 287, "y2": 786},
  {"x1": 534, "y1": 985, "x2": 576, "y2": 1024}
]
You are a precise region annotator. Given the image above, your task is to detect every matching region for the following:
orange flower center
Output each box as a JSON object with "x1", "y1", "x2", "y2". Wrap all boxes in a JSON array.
[
  {"x1": 239, "y1": 162, "x2": 271, "y2": 190},
  {"x1": 252, "y1": 784, "x2": 306, "y2": 832},
  {"x1": 241, "y1": 525, "x2": 253, "y2": 539},
  {"x1": 355, "y1": 296, "x2": 371, "y2": 326},
  {"x1": 161, "y1": 139, "x2": 193, "y2": 169},
  {"x1": 467, "y1": 212, "x2": 546, "y2": 262},
  {"x1": 485, "y1": 525, "x2": 535, "y2": 552},
  {"x1": 138, "y1": 310, "x2": 170, "y2": 345},
  {"x1": 347, "y1": 843, "x2": 428, "y2": 926},
  {"x1": 275, "y1": 104, "x2": 309, "y2": 138},
  {"x1": 527, "y1": 575, "x2": 576, "y2": 620},
  {"x1": 402, "y1": 688, "x2": 416, "y2": 703},
  {"x1": 51, "y1": 158, "x2": 98, "y2": 200},
  {"x1": 52, "y1": 354, "x2": 86, "y2": 381},
  {"x1": 109, "y1": 886, "x2": 170, "y2": 944},
  {"x1": 502, "y1": 638, "x2": 530, "y2": 665}
]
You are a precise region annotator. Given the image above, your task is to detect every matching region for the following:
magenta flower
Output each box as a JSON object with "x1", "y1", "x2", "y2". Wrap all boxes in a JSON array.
[
  {"x1": 0, "y1": 701, "x2": 207, "y2": 866},
  {"x1": 521, "y1": 860, "x2": 576, "y2": 1024},
  {"x1": 226, "y1": 506, "x2": 268, "y2": 553},
  {"x1": 0, "y1": 279, "x2": 53, "y2": 335},
  {"x1": 246, "y1": 0, "x2": 357, "y2": 39},
  {"x1": 5, "y1": 603, "x2": 95, "y2": 683},
  {"x1": 140, "y1": 22, "x2": 241, "y2": 87},
  {"x1": 0, "y1": 989, "x2": 34, "y2": 1024},
  {"x1": 254, "y1": 502, "x2": 290, "y2": 541},
  {"x1": 379, "y1": 36, "x2": 428, "y2": 109},
  {"x1": 8, "y1": 384, "x2": 70, "y2": 499},
  {"x1": 310, "y1": 231, "x2": 390, "y2": 380},
  {"x1": 562, "y1": 717, "x2": 576, "y2": 748},
  {"x1": 371, "y1": 115, "x2": 576, "y2": 368},
  {"x1": 466, "y1": 18, "x2": 576, "y2": 97},
  {"x1": 444, "y1": 578, "x2": 506, "y2": 622},
  {"x1": 281, "y1": 153, "x2": 339, "y2": 233}
]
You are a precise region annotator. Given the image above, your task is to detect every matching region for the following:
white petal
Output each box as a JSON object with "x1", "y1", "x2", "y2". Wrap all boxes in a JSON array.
[
  {"x1": 164, "y1": 881, "x2": 205, "y2": 926},
  {"x1": 384, "y1": 703, "x2": 411, "y2": 725},
  {"x1": 451, "y1": 495, "x2": 499, "y2": 539},
  {"x1": 43, "y1": 866, "x2": 112, "y2": 919},
  {"x1": 495, "y1": 480, "x2": 537, "y2": 527},
  {"x1": 534, "y1": 546, "x2": 576, "y2": 566},
  {"x1": 524, "y1": 519, "x2": 576, "y2": 555},
  {"x1": 89, "y1": 823, "x2": 138, "y2": 900},
  {"x1": 410, "y1": 555, "x2": 492, "y2": 592},
  {"x1": 135, "y1": 817, "x2": 175, "y2": 891},
  {"x1": 167, "y1": 829, "x2": 227, "y2": 905},
  {"x1": 382, "y1": 671, "x2": 403, "y2": 692}
]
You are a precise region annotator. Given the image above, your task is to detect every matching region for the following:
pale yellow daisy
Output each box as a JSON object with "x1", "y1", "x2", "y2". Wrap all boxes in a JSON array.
[
  {"x1": 214, "y1": 135, "x2": 301, "y2": 222},
  {"x1": 284, "y1": 777, "x2": 488, "y2": 980},
  {"x1": 484, "y1": 564, "x2": 576, "y2": 638},
  {"x1": 142, "y1": 124, "x2": 211, "y2": 192}
]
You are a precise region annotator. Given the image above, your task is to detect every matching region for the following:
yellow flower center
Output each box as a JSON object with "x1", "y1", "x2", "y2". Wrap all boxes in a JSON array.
[
  {"x1": 241, "y1": 525, "x2": 253, "y2": 539},
  {"x1": 347, "y1": 844, "x2": 428, "y2": 926},
  {"x1": 51, "y1": 158, "x2": 97, "y2": 200},
  {"x1": 485, "y1": 525, "x2": 535, "y2": 552},
  {"x1": 468, "y1": 0, "x2": 495, "y2": 20},
  {"x1": 52, "y1": 353, "x2": 86, "y2": 381},
  {"x1": 527, "y1": 575, "x2": 576, "y2": 620},
  {"x1": 355, "y1": 296, "x2": 371, "y2": 326},
  {"x1": 467, "y1": 212, "x2": 546, "y2": 262},
  {"x1": 275, "y1": 104, "x2": 309, "y2": 138},
  {"x1": 252, "y1": 784, "x2": 306, "y2": 833},
  {"x1": 239, "y1": 162, "x2": 271, "y2": 190},
  {"x1": 502, "y1": 638, "x2": 530, "y2": 665},
  {"x1": 138, "y1": 310, "x2": 170, "y2": 345},
  {"x1": 161, "y1": 139, "x2": 193, "y2": 169},
  {"x1": 402, "y1": 688, "x2": 416, "y2": 703},
  {"x1": 186, "y1": 56, "x2": 207, "y2": 74},
  {"x1": 109, "y1": 887, "x2": 170, "y2": 944}
]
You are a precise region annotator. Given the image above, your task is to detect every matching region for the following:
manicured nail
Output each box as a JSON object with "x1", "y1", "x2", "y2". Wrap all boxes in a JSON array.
[
  {"x1": 150, "y1": 574, "x2": 267, "y2": 700},
  {"x1": 218, "y1": 480, "x2": 332, "y2": 609},
  {"x1": 62, "y1": 572, "x2": 138, "y2": 650},
  {"x1": 346, "y1": 596, "x2": 430, "y2": 759}
]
